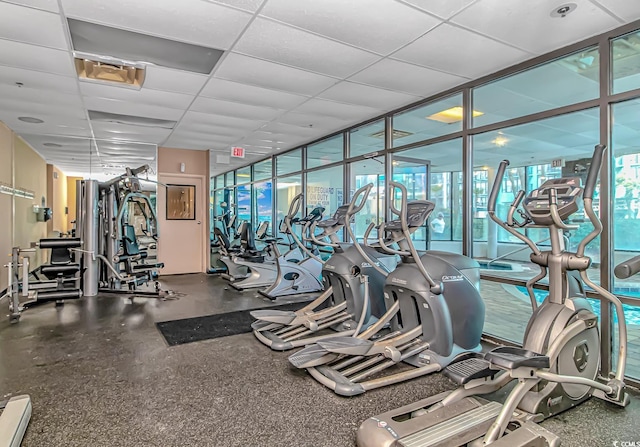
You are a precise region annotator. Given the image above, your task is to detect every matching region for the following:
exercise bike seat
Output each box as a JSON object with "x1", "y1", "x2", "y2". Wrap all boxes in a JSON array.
[{"x1": 484, "y1": 346, "x2": 550, "y2": 370}]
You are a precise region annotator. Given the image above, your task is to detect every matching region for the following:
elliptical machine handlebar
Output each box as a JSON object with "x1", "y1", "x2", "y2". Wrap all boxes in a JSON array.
[
  {"x1": 488, "y1": 160, "x2": 541, "y2": 255},
  {"x1": 379, "y1": 182, "x2": 441, "y2": 293},
  {"x1": 347, "y1": 184, "x2": 373, "y2": 217},
  {"x1": 343, "y1": 183, "x2": 389, "y2": 277},
  {"x1": 615, "y1": 254, "x2": 640, "y2": 279},
  {"x1": 286, "y1": 193, "x2": 303, "y2": 220},
  {"x1": 584, "y1": 144, "x2": 606, "y2": 200}
]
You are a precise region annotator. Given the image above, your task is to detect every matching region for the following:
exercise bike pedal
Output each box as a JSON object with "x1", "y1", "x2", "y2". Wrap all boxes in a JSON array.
[{"x1": 444, "y1": 356, "x2": 497, "y2": 385}]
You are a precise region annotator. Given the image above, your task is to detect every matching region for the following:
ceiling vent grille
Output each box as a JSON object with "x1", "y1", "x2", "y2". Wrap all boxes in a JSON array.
[
  {"x1": 75, "y1": 58, "x2": 145, "y2": 88},
  {"x1": 370, "y1": 129, "x2": 413, "y2": 139}
]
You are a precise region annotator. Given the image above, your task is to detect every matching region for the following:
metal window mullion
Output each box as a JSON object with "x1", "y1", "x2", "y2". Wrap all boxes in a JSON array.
[
  {"x1": 385, "y1": 116, "x2": 393, "y2": 223},
  {"x1": 599, "y1": 35, "x2": 613, "y2": 377},
  {"x1": 462, "y1": 88, "x2": 473, "y2": 257}
]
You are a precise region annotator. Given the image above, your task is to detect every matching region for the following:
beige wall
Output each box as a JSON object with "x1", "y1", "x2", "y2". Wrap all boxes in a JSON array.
[
  {"x1": 0, "y1": 122, "x2": 49, "y2": 289},
  {"x1": 158, "y1": 146, "x2": 209, "y2": 176},
  {"x1": 47, "y1": 164, "x2": 68, "y2": 235},
  {"x1": 66, "y1": 176, "x2": 81, "y2": 232},
  {"x1": 0, "y1": 123, "x2": 13, "y2": 291},
  {"x1": 157, "y1": 147, "x2": 210, "y2": 273}
]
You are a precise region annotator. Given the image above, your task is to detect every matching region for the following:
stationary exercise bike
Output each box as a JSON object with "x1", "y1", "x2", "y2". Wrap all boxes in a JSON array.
[
  {"x1": 251, "y1": 184, "x2": 398, "y2": 350},
  {"x1": 357, "y1": 144, "x2": 629, "y2": 447},
  {"x1": 289, "y1": 182, "x2": 485, "y2": 396}
]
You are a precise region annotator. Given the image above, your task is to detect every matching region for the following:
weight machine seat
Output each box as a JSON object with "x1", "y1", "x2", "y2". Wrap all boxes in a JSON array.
[
  {"x1": 40, "y1": 264, "x2": 80, "y2": 276},
  {"x1": 39, "y1": 238, "x2": 82, "y2": 249},
  {"x1": 131, "y1": 262, "x2": 164, "y2": 271}
]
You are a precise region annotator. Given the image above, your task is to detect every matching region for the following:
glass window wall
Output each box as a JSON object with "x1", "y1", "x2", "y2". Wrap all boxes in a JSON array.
[
  {"x1": 349, "y1": 120, "x2": 385, "y2": 158},
  {"x1": 473, "y1": 48, "x2": 599, "y2": 128},
  {"x1": 253, "y1": 180, "x2": 273, "y2": 231},
  {"x1": 277, "y1": 148, "x2": 302, "y2": 176},
  {"x1": 612, "y1": 31, "x2": 640, "y2": 94},
  {"x1": 236, "y1": 166, "x2": 251, "y2": 184},
  {"x1": 276, "y1": 174, "x2": 302, "y2": 239},
  {"x1": 254, "y1": 158, "x2": 272, "y2": 181},
  {"x1": 307, "y1": 165, "x2": 344, "y2": 241},
  {"x1": 308, "y1": 135, "x2": 344, "y2": 169},
  {"x1": 349, "y1": 157, "x2": 385, "y2": 241},
  {"x1": 225, "y1": 171, "x2": 235, "y2": 187},
  {"x1": 392, "y1": 94, "x2": 463, "y2": 147},
  {"x1": 472, "y1": 108, "x2": 601, "y2": 287},
  {"x1": 393, "y1": 138, "x2": 463, "y2": 253}
]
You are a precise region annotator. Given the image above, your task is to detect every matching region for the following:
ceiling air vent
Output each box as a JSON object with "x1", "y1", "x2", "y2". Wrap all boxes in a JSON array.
[
  {"x1": 68, "y1": 18, "x2": 224, "y2": 75},
  {"x1": 370, "y1": 129, "x2": 413, "y2": 139},
  {"x1": 75, "y1": 58, "x2": 145, "y2": 88},
  {"x1": 88, "y1": 110, "x2": 176, "y2": 129}
]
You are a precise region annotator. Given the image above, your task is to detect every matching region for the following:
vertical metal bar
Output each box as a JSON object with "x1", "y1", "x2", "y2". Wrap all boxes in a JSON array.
[
  {"x1": 344, "y1": 132, "x2": 350, "y2": 242},
  {"x1": 271, "y1": 155, "x2": 277, "y2": 234},
  {"x1": 301, "y1": 146, "x2": 307, "y2": 217},
  {"x1": 599, "y1": 35, "x2": 613, "y2": 376},
  {"x1": 462, "y1": 88, "x2": 473, "y2": 257},
  {"x1": 385, "y1": 116, "x2": 394, "y2": 223}
]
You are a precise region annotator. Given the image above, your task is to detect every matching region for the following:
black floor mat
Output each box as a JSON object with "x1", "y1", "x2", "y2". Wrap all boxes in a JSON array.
[{"x1": 156, "y1": 302, "x2": 305, "y2": 346}]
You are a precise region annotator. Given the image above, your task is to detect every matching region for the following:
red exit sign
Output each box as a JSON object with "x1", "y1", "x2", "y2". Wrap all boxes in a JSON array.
[{"x1": 231, "y1": 146, "x2": 245, "y2": 158}]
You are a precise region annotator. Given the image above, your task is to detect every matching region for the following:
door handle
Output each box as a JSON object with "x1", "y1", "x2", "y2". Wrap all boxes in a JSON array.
[{"x1": 197, "y1": 221, "x2": 201, "y2": 225}]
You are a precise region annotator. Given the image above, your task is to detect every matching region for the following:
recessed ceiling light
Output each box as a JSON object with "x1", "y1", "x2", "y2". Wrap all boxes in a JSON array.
[
  {"x1": 550, "y1": 3, "x2": 577, "y2": 18},
  {"x1": 43, "y1": 143, "x2": 62, "y2": 147},
  {"x1": 427, "y1": 107, "x2": 483, "y2": 124},
  {"x1": 18, "y1": 116, "x2": 44, "y2": 124}
]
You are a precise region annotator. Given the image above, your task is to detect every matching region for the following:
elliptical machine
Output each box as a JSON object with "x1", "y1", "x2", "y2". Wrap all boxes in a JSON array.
[
  {"x1": 251, "y1": 184, "x2": 398, "y2": 350},
  {"x1": 289, "y1": 182, "x2": 485, "y2": 396},
  {"x1": 253, "y1": 194, "x2": 325, "y2": 297},
  {"x1": 357, "y1": 144, "x2": 629, "y2": 447}
]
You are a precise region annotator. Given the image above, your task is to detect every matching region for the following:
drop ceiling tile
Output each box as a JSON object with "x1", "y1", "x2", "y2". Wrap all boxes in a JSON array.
[
  {"x1": 269, "y1": 112, "x2": 346, "y2": 131},
  {"x1": 4, "y1": 117, "x2": 91, "y2": 137},
  {"x1": 293, "y1": 98, "x2": 383, "y2": 121},
  {"x1": 0, "y1": 2, "x2": 67, "y2": 49},
  {"x1": 0, "y1": 65, "x2": 78, "y2": 93},
  {"x1": 179, "y1": 110, "x2": 267, "y2": 130},
  {"x1": 452, "y1": 0, "x2": 621, "y2": 54},
  {"x1": 80, "y1": 82, "x2": 195, "y2": 109},
  {"x1": 0, "y1": 84, "x2": 83, "y2": 109},
  {"x1": 349, "y1": 58, "x2": 468, "y2": 97},
  {"x1": 592, "y1": 0, "x2": 640, "y2": 21},
  {"x1": 318, "y1": 81, "x2": 422, "y2": 110},
  {"x1": 259, "y1": 121, "x2": 325, "y2": 138},
  {"x1": 83, "y1": 96, "x2": 185, "y2": 121},
  {"x1": 169, "y1": 130, "x2": 239, "y2": 144},
  {"x1": 200, "y1": 78, "x2": 310, "y2": 109},
  {"x1": 91, "y1": 122, "x2": 173, "y2": 143},
  {"x1": 234, "y1": 18, "x2": 381, "y2": 78},
  {"x1": 206, "y1": 0, "x2": 263, "y2": 12},
  {"x1": 174, "y1": 122, "x2": 250, "y2": 138},
  {"x1": 214, "y1": 53, "x2": 339, "y2": 96},
  {"x1": 260, "y1": 0, "x2": 441, "y2": 55},
  {"x1": 142, "y1": 66, "x2": 209, "y2": 95},
  {"x1": 0, "y1": 40, "x2": 75, "y2": 76},
  {"x1": 163, "y1": 135, "x2": 232, "y2": 150},
  {"x1": 392, "y1": 24, "x2": 531, "y2": 79},
  {"x1": 0, "y1": 95, "x2": 85, "y2": 119},
  {"x1": 2, "y1": 0, "x2": 59, "y2": 12},
  {"x1": 61, "y1": 0, "x2": 252, "y2": 49},
  {"x1": 398, "y1": 0, "x2": 476, "y2": 19},
  {"x1": 190, "y1": 97, "x2": 285, "y2": 121}
]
